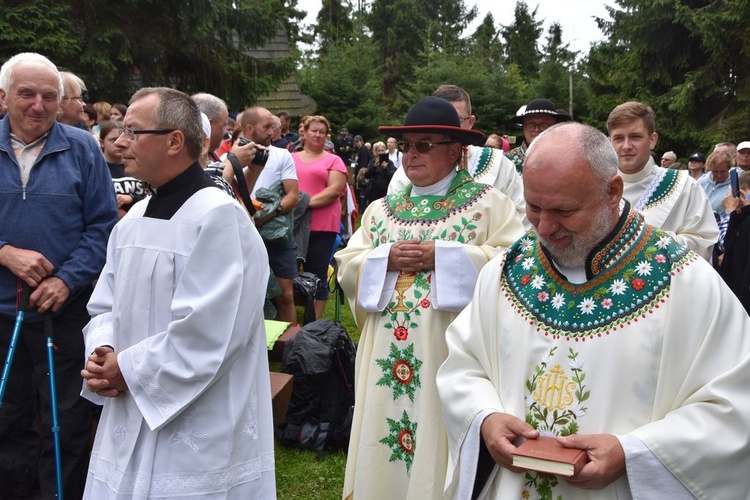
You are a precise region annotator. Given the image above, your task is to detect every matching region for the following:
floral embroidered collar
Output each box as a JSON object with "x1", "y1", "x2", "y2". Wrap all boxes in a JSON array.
[
  {"x1": 384, "y1": 169, "x2": 491, "y2": 223},
  {"x1": 501, "y1": 202, "x2": 695, "y2": 338},
  {"x1": 506, "y1": 142, "x2": 527, "y2": 175}
]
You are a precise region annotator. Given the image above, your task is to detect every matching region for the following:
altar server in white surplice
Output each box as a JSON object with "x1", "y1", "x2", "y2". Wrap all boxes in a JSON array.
[
  {"x1": 607, "y1": 101, "x2": 718, "y2": 261},
  {"x1": 438, "y1": 122, "x2": 750, "y2": 500},
  {"x1": 80, "y1": 88, "x2": 275, "y2": 499}
]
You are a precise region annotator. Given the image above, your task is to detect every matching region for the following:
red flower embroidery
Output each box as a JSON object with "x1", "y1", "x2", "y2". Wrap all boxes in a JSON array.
[
  {"x1": 427, "y1": 274, "x2": 432, "y2": 284},
  {"x1": 421, "y1": 299, "x2": 430, "y2": 308},
  {"x1": 631, "y1": 278, "x2": 645, "y2": 291},
  {"x1": 521, "y1": 275, "x2": 531, "y2": 285},
  {"x1": 394, "y1": 326, "x2": 409, "y2": 341}
]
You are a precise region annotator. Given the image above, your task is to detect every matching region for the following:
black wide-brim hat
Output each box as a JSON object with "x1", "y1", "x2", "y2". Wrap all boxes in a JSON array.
[
  {"x1": 513, "y1": 98, "x2": 572, "y2": 125},
  {"x1": 379, "y1": 96, "x2": 485, "y2": 146}
]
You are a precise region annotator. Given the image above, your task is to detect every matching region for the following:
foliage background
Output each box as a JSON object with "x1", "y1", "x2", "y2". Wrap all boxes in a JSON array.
[{"x1": 2, "y1": 0, "x2": 747, "y2": 157}]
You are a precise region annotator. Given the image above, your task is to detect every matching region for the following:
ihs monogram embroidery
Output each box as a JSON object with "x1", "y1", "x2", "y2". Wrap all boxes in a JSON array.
[{"x1": 522, "y1": 347, "x2": 589, "y2": 499}]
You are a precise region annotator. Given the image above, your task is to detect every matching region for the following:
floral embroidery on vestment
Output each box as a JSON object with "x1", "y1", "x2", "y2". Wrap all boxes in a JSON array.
[
  {"x1": 507, "y1": 143, "x2": 526, "y2": 175},
  {"x1": 502, "y1": 208, "x2": 695, "y2": 339},
  {"x1": 379, "y1": 410, "x2": 417, "y2": 474},
  {"x1": 521, "y1": 347, "x2": 589, "y2": 499}
]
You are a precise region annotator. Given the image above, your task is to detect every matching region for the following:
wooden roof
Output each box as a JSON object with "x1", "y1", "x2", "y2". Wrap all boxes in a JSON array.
[{"x1": 254, "y1": 30, "x2": 316, "y2": 117}]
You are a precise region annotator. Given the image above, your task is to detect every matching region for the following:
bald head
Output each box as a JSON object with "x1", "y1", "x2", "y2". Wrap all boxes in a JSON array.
[
  {"x1": 523, "y1": 123, "x2": 623, "y2": 267},
  {"x1": 241, "y1": 106, "x2": 275, "y2": 146}
]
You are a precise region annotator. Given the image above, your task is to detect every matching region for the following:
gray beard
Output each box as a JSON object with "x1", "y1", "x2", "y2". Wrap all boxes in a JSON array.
[{"x1": 538, "y1": 208, "x2": 616, "y2": 268}]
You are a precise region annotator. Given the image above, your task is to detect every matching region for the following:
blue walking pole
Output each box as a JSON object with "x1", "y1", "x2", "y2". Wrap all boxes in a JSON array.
[
  {"x1": 45, "y1": 314, "x2": 64, "y2": 500},
  {"x1": 0, "y1": 284, "x2": 31, "y2": 407}
]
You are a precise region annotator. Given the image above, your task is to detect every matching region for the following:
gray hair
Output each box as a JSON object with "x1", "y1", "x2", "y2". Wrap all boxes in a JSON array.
[
  {"x1": 662, "y1": 151, "x2": 677, "y2": 161},
  {"x1": 527, "y1": 122, "x2": 618, "y2": 193},
  {"x1": 191, "y1": 92, "x2": 227, "y2": 121},
  {"x1": 0, "y1": 53, "x2": 63, "y2": 100},
  {"x1": 60, "y1": 71, "x2": 86, "y2": 97},
  {"x1": 131, "y1": 87, "x2": 204, "y2": 160}
]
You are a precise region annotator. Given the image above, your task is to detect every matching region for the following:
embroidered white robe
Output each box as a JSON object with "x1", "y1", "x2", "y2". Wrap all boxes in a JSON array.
[
  {"x1": 438, "y1": 207, "x2": 750, "y2": 499},
  {"x1": 81, "y1": 188, "x2": 276, "y2": 499},
  {"x1": 336, "y1": 170, "x2": 524, "y2": 499}
]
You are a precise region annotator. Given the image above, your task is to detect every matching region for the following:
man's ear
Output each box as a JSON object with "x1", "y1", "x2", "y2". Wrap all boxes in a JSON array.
[
  {"x1": 608, "y1": 174, "x2": 624, "y2": 207},
  {"x1": 167, "y1": 130, "x2": 185, "y2": 154}
]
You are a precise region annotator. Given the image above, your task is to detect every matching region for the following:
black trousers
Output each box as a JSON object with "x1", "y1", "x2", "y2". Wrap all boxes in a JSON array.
[{"x1": 0, "y1": 288, "x2": 95, "y2": 500}]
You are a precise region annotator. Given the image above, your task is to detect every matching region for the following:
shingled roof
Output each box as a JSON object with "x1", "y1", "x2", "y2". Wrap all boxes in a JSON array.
[{"x1": 254, "y1": 29, "x2": 316, "y2": 117}]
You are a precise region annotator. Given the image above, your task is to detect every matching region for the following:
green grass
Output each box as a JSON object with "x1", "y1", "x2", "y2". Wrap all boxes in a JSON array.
[{"x1": 274, "y1": 289, "x2": 359, "y2": 500}]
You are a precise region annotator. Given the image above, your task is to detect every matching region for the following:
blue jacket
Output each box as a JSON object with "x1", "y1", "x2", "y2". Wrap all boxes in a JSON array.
[
  {"x1": 698, "y1": 172, "x2": 731, "y2": 215},
  {"x1": 0, "y1": 117, "x2": 118, "y2": 320}
]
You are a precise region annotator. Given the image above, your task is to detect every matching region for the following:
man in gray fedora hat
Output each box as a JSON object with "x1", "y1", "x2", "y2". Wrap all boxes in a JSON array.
[
  {"x1": 336, "y1": 95, "x2": 525, "y2": 499},
  {"x1": 507, "y1": 97, "x2": 571, "y2": 175}
]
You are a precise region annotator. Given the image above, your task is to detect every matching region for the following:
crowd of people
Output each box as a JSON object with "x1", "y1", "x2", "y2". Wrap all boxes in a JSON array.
[{"x1": 0, "y1": 50, "x2": 749, "y2": 500}]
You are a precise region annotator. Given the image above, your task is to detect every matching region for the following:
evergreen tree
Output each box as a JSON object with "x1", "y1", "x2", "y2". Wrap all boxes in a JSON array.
[{"x1": 501, "y1": 1, "x2": 543, "y2": 80}]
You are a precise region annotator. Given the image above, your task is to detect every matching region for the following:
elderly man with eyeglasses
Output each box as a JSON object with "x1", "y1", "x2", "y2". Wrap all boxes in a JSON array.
[
  {"x1": 660, "y1": 150, "x2": 677, "y2": 168},
  {"x1": 0, "y1": 53, "x2": 118, "y2": 499},
  {"x1": 388, "y1": 85, "x2": 529, "y2": 230},
  {"x1": 335, "y1": 96, "x2": 525, "y2": 500}
]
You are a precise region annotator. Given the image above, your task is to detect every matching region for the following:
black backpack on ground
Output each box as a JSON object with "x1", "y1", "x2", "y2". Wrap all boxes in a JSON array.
[
  {"x1": 276, "y1": 318, "x2": 356, "y2": 455},
  {"x1": 292, "y1": 272, "x2": 319, "y2": 325}
]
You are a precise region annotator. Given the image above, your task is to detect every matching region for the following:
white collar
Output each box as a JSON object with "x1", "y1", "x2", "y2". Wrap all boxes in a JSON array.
[{"x1": 410, "y1": 169, "x2": 457, "y2": 197}]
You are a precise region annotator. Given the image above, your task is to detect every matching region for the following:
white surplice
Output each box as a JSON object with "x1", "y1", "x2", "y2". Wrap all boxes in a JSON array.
[
  {"x1": 438, "y1": 206, "x2": 750, "y2": 499},
  {"x1": 81, "y1": 187, "x2": 275, "y2": 499}
]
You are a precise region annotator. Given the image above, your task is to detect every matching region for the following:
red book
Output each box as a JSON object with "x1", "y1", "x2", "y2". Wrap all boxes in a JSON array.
[{"x1": 511, "y1": 437, "x2": 588, "y2": 476}]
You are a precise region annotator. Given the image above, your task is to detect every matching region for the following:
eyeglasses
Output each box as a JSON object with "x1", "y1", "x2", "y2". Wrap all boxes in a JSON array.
[
  {"x1": 118, "y1": 127, "x2": 175, "y2": 142},
  {"x1": 62, "y1": 95, "x2": 84, "y2": 103},
  {"x1": 459, "y1": 116, "x2": 472, "y2": 122},
  {"x1": 523, "y1": 122, "x2": 553, "y2": 132},
  {"x1": 397, "y1": 140, "x2": 453, "y2": 153}
]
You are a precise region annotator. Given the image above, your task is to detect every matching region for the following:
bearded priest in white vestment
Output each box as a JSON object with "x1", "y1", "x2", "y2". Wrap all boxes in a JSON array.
[
  {"x1": 80, "y1": 88, "x2": 276, "y2": 499},
  {"x1": 438, "y1": 122, "x2": 750, "y2": 500},
  {"x1": 336, "y1": 96, "x2": 525, "y2": 499}
]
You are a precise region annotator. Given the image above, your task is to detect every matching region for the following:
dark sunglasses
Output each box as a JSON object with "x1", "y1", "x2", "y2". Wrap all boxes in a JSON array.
[{"x1": 397, "y1": 140, "x2": 453, "y2": 153}]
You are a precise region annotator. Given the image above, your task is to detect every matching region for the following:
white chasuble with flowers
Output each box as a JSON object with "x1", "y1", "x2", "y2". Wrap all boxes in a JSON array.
[
  {"x1": 438, "y1": 206, "x2": 750, "y2": 500},
  {"x1": 336, "y1": 169, "x2": 524, "y2": 499}
]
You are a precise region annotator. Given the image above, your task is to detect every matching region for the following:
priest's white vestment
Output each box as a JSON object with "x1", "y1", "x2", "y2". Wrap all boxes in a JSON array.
[
  {"x1": 337, "y1": 169, "x2": 525, "y2": 499},
  {"x1": 438, "y1": 206, "x2": 750, "y2": 499}
]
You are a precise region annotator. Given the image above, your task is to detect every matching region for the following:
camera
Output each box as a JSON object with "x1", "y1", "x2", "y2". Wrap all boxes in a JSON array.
[{"x1": 238, "y1": 137, "x2": 270, "y2": 167}]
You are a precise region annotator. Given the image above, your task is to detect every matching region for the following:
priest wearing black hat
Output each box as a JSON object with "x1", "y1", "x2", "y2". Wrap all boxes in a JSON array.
[
  {"x1": 335, "y1": 96, "x2": 525, "y2": 500},
  {"x1": 507, "y1": 97, "x2": 571, "y2": 175}
]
